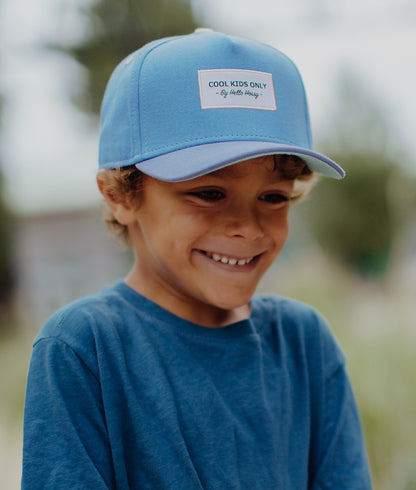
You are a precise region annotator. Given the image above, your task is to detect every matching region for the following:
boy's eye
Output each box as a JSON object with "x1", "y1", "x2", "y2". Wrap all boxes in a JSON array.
[
  {"x1": 188, "y1": 190, "x2": 225, "y2": 201},
  {"x1": 259, "y1": 192, "x2": 289, "y2": 204}
]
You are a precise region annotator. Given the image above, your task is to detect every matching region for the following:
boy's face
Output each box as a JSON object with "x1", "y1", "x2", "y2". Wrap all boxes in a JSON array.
[{"x1": 126, "y1": 155, "x2": 294, "y2": 327}]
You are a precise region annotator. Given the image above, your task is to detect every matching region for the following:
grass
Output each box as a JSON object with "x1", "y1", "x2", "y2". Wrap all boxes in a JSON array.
[
  {"x1": 349, "y1": 332, "x2": 416, "y2": 490},
  {"x1": 0, "y1": 326, "x2": 32, "y2": 489}
]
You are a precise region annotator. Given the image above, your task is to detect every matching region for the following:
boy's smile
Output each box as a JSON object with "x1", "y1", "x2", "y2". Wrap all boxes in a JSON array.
[
  {"x1": 197, "y1": 251, "x2": 256, "y2": 266},
  {"x1": 124, "y1": 156, "x2": 294, "y2": 327}
]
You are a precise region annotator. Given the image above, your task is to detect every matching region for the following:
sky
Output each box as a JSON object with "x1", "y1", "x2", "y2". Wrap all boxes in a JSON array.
[{"x1": 0, "y1": 0, "x2": 415, "y2": 215}]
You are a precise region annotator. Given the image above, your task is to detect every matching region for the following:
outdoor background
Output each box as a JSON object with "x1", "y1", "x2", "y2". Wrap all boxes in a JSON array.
[{"x1": 0, "y1": 0, "x2": 415, "y2": 488}]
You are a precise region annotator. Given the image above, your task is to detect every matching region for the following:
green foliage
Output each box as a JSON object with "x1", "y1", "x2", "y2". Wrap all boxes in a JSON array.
[
  {"x1": 350, "y1": 331, "x2": 416, "y2": 490},
  {"x1": 304, "y1": 152, "x2": 399, "y2": 277},
  {"x1": 62, "y1": 0, "x2": 198, "y2": 115},
  {"x1": 0, "y1": 182, "x2": 13, "y2": 304},
  {"x1": 329, "y1": 298, "x2": 416, "y2": 490},
  {"x1": 303, "y1": 70, "x2": 416, "y2": 278}
]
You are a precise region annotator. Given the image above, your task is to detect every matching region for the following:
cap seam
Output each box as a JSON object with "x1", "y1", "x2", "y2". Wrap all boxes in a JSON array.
[
  {"x1": 133, "y1": 37, "x2": 183, "y2": 161},
  {"x1": 101, "y1": 139, "x2": 309, "y2": 168},
  {"x1": 278, "y1": 52, "x2": 312, "y2": 147},
  {"x1": 101, "y1": 136, "x2": 306, "y2": 167},
  {"x1": 260, "y1": 43, "x2": 313, "y2": 148},
  {"x1": 138, "y1": 134, "x2": 303, "y2": 156},
  {"x1": 137, "y1": 36, "x2": 185, "y2": 159}
]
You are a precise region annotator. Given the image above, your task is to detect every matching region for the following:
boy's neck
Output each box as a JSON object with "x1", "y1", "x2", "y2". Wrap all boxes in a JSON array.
[{"x1": 124, "y1": 270, "x2": 251, "y2": 328}]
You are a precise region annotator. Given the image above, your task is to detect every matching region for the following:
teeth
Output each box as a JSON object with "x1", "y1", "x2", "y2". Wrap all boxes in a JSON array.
[{"x1": 208, "y1": 252, "x2": 253, "y2": 265}]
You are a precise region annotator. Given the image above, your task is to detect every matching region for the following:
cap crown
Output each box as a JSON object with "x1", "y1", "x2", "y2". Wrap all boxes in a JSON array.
[{"x1": 99, "y1": 32, "x2": 312, "y2": 169}]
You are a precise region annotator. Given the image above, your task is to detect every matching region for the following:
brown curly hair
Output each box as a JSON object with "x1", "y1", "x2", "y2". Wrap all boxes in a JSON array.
[{"x1": 99, "y1": 154, "x2": 315, "y2": 246}]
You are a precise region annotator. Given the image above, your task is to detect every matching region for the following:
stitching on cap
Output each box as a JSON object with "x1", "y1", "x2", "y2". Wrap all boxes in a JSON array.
[
  {"x1": 138, "y1": 37, "x2": 184, "y2": 154},
  {"x1": 140, "y1": 134, "x2": 300, "y2": 155},
  {"x1": 276, "y1": 49, "x2": 312, "y2": 147},
  {"x1": 103, "y1": 134, "x2": 302, "y2": 167}
]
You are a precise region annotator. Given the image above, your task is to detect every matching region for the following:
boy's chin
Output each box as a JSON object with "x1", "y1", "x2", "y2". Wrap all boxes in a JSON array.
[
  {"x1": 204, "y1": 282, "x2": 261, "y2": 313},
  {"x1": 206, "y1": 293, "x2": 254, "y2": 317},
  {"x1": 198, "y1": 301, "x2": 251, "y2": 326}
]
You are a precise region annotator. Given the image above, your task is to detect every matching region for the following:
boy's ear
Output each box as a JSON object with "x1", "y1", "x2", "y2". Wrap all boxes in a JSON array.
[{"x1": 96, "y1": 170, "x2": 137, "y2": 225}]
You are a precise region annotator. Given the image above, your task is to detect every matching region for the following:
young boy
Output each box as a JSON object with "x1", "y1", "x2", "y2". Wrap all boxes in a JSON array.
[{"x1": 22, "y1": 29, "x2": 372, "y2": 488}]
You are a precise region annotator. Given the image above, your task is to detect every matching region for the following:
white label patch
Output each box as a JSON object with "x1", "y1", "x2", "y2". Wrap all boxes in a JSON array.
[{"x1": 198, "y1": 69, "x2": 276, "y2": 110}]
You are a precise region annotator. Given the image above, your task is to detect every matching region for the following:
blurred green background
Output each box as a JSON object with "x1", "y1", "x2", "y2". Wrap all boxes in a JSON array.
[{"x1": 1, "y1": 0, "x2": 415, "y2": 488}]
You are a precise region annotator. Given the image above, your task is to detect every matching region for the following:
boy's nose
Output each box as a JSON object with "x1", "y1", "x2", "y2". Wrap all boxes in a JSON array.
[{"x1": 223, "y1": 203, "x2": 264, "y2": 241}]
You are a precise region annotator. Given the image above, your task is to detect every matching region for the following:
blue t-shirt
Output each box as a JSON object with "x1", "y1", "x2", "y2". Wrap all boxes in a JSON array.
[{"x1": 22, "y1": 281, "x2": 372, "y2": 489}]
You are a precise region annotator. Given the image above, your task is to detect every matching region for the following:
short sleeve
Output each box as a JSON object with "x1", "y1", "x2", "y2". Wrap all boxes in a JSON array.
[
  {"x1": 309, "y1": 361, "x2": 372, "y2": 489},
  {"x1": 22, "y1": 338, "x2": 115, "y2": 489}
]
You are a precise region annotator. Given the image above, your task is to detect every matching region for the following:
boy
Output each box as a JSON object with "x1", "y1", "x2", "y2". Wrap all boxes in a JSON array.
[{"x1": 22, "y1": 29, "x2": 372, "y2": 488}]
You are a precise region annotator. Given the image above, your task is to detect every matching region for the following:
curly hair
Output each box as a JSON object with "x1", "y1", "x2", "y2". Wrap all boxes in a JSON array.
[{"x1": 99, "y1": 154, "x2": 316, "y2": 246}]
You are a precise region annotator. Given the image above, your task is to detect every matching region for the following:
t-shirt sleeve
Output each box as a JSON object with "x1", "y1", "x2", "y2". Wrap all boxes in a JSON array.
[
  {"x1": 309, "y1": 362, "x2": 373, "y2": 489},
  {"x1": 304, "y1": 309, "x2": 373, "y2": 489},
  {"x1": 22, "y1": 337, "x2": 115, "y2": 489}
]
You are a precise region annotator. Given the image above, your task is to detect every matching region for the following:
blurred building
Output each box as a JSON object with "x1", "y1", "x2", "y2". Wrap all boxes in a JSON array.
[{"x1": 14, "y1": 208, "x2": 132, "y2": 328}]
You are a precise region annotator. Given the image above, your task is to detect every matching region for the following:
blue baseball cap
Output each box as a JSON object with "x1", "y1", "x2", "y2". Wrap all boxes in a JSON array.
[{"x1": 99, "y1": 29, "x2": 345, "y2": 181}]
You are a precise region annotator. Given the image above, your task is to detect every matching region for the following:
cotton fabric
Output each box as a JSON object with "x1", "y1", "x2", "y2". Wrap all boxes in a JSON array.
[{"x1": 22, "y1": 281, "x2": 372, "y2": 489}]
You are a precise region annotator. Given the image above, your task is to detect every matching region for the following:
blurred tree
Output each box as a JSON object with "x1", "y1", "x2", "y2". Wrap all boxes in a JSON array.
[
  {"x1": 0, "y1": 179, "x2": 14, "y2": 306},
  {"x1": 303, "y1": 70, "x2": 416, "y2": 278},
  {"x1": 0, "y1": 94, "x2": 15, "y2": 312},
  {"x1": 61, "y1": 0, "x2": 198, "y2": 116},
  {"x1": 305, "y1": 152, "x2": 397, "y2": 278}
]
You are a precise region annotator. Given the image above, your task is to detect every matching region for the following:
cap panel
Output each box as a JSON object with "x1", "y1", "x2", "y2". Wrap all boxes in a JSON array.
[
  {"x1": 137, "y1": 32, "x2": 311, "y2": 159},
  {"x1": 99, "y1": 59, "x2": 137, "y2": 166},
  {"x1": 99, "y1": 38, "x2": 178, "y2": 168}
]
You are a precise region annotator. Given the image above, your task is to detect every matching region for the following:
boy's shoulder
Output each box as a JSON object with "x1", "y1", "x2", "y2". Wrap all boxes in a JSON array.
[
  {"x1": 33, "y1": 281, "x2": 134, "y2": 353},
  {"x1": 252, "y1": 294, "x2": 345, "y2": 370},
  {"x1": 252, "y1": 293, "x2": 327, "y2": 331}
]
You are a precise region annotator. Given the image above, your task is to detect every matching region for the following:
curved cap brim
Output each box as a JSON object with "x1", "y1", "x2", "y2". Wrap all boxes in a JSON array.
[{"x1": 136, "y1": 141, "x2": 345, "y2": 181}]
